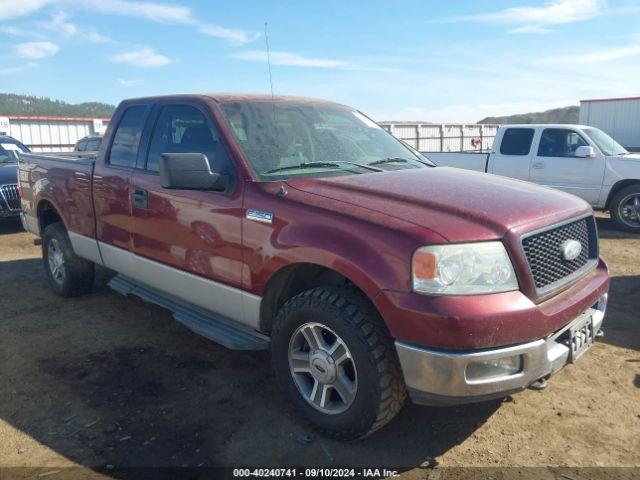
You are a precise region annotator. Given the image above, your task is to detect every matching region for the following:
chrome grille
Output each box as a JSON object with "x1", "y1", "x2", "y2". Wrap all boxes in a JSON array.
[
  {"x1": 522, "y1": 216, "x2": 598, "y2": 295},
  {"x1": 0, "y1": 184, "x2": 20, "y2": 211}
]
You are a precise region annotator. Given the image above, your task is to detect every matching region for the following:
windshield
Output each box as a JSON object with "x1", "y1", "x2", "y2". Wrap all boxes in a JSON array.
[
  {"x1": 583, "y1": 128, "x2": 628, "y2": 156},
  {"x1": 0, "y1": 141, "x2": 28, "y2": 163},
  {"x1": 218, "y1": 100, "x2": 432, "y2": 180}
]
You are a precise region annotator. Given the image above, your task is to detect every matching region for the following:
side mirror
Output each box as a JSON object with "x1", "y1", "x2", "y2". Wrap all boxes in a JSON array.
[
  {"x1": 159, "y1": 153, "x2": 229, "y2": 191},
  {"x1": 574, "y1": 145, "x2": 595, "y2": 158}
]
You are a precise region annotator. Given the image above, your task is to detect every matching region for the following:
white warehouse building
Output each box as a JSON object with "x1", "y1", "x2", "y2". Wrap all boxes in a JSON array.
[
  {"x1": 0, "y1": 115, "x2": 109, "y2": 152},
  {"x1": 579, "y1": 96, "x2": 640, "y2": 152}
]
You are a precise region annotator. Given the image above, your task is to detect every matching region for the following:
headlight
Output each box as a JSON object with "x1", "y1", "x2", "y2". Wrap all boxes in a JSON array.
[{"x1": 412, "y1": 242, "x2": 518, "y2": 295}]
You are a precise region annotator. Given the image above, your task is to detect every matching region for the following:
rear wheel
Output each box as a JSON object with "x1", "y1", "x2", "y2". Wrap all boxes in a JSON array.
[
  {"x1": 611, "y1": 185, "x2": 640, "y2": 233},
  {"x1": 271, "y1": 286, "x2": 406, "y2": 440},
  {"x1": 42, "y1": 222, "x2": 94, "y2": 297}
]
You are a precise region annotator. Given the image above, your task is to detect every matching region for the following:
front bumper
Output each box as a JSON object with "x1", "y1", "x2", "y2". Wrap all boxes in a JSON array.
[{"x1": 397, "y1": 294, "x2": 607, "y2": 406}]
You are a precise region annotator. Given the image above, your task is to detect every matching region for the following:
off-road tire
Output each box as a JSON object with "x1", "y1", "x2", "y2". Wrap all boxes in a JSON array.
[
  {"x1": 42, "y1": 222, "x2": 95, "y2": 297},
  {"x1": 271, "y1": 286, "x2": 406, "y2": 440},
  {"x1": 610, "y1": 184, "x2": 640, "y2": 233}
]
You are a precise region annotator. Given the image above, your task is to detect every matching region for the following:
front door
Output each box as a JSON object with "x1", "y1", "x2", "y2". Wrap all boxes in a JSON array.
[
  {"x1": 129, "y1": 102, "x2": 247, "y2": 324},
  {"x1": 529, "y1": 128, "x2": 605, "y2": 205}
]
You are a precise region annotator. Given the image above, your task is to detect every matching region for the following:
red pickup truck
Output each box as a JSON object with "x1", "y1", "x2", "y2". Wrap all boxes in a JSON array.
[{"x1": 19, "y1": 94, "x2": 609, "y2": 440}]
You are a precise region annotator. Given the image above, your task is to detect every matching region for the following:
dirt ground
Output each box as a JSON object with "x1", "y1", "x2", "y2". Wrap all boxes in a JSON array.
[{"x1": 0, "y1": 213, "x2": 638, "y2": 478}]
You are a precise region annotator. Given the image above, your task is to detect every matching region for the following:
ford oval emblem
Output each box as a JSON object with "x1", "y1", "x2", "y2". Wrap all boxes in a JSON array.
[{"x1": 561, "y1": 239, "x2": 582, "y2": 261}]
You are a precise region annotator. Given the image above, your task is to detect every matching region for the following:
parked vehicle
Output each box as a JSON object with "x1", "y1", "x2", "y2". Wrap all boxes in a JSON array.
[
  {"x1": 0, "y1": 135, "x2": 29, "y2": 219},
  {"x1": 19, "y1": 95, "x2": 609, "y2": 439},
  {"x1": 426, "y1": 124, "x2": 640, "y2": 232},
  {"x1": 74, "y1": 134, "x2": 103, "y2": 152}
]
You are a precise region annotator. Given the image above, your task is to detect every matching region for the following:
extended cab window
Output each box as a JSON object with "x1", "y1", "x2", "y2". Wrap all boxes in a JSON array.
[
  {"x1": 108, "y1": 106, "x2": 147, "y2": 168},
  {"x1": 538, "y1": 129, "x2": 588, "y2": 157},
  {"x1": 499, "y1": 128, "x2": 535, "y2": 156},
  {"x1": 146, "y1": 105, "x2": 231, "y2": 174}
]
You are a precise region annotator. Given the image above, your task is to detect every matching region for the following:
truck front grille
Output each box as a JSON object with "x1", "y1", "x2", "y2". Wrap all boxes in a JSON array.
[
  {"x1": 522, "y1": 216, "x2": 598, "y2": 296},
  {"x1": 0, "y1": 184, "x2": 20, "y2": 211}
]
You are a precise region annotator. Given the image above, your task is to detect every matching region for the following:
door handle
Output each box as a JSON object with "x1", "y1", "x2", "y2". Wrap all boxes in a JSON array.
[
  {"x1": 132, "y1": 188, "x2": 148, "y2": 209},
  {"x1": 532, "y1": 162, "x2": 545, "y2": 169}
]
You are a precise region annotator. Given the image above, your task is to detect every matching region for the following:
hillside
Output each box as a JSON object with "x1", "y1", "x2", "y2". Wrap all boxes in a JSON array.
[
  {"x1": 478, "y1": 105, "x2": 579, "y2": 125},
  {"x1": 0, "y1": 94, "x2": 115, "y2": 117}
]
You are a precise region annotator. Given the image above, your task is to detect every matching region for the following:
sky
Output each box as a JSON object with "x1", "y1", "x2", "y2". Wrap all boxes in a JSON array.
[{"x1": 1, "y1": 0, "x2": 640, "y2": 122}]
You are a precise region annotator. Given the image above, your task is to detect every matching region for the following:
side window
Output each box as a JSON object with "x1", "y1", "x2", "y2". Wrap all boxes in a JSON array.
[
  {"x1": 108, "y1": 106, "x2": 147, "y2": 168},
  {"x1": 499, "y1": 128, "x2": 535, "y2": 156},
  {"x1": 146, "y1": 104, "x2": 231, "y2": 174},
  {"x1": 76, "y1": 140, "x2": 87, "y2": 152},
  {"x1": 538, "y1": 129, "x2": 588, "y2": 158}
]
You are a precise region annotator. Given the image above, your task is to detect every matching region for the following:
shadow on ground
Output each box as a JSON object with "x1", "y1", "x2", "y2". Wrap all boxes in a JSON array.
[
  {"x1": 595, "y1": 216, "x2": 639, "y2": 240},
  {"x1": 598, "y1": 275, "x2": 640, "y2": 353},
  {"x1": 0, "y1": 218, "x2": 23, "y2": 235},
  {"x1": 0, "y1": 257, "x2": 499, "y2": 472}
]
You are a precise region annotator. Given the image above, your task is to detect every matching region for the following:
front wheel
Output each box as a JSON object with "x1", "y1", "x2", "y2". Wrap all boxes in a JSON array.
[
  {"x1": 611, "y1": 185, "x2": 640, "y2": 233},
  {"x1": 42, "y1": 222, "x2": 95, "y2": 297},
  {"x1": 271, "y1": 287, "x2": 406, "y2": 440}
]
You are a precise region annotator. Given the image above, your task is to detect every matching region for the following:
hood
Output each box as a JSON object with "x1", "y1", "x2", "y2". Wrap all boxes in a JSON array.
[
  {"x1": 286, "y1": 167, "x2": 591, "y2": 242},
  {"x1": 0, "y1": 164, "x2": 17, "y2": 185}
]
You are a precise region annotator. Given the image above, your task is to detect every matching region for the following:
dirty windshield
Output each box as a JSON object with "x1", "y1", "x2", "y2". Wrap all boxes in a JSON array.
[{"x1": 218, "y1": 100, "x2": 432, "y2": 180}]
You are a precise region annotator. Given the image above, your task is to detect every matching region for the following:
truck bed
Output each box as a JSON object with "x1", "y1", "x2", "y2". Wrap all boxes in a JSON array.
[
  {"x1": 422, "y1": 152, "x2": 489, "y2": 172},
  {"x1": 19, "y1": 152, "x2": 97, "y2": 239}
]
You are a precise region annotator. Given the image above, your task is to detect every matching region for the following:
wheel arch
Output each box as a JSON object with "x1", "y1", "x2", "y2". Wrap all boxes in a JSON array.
[
  {"x1": 605, "y1": 179, "x2": 640, "y2": 210},
  {"x1": 259, "y1": 262, "x2": 379, "y2": 334},
  {"x1": 36, "y1": 198, "x2": 65, "y2": 233}
]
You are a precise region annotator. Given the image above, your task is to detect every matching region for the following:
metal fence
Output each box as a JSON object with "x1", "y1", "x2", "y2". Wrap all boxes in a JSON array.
[
  {"x1": 379, "y1": 123, "x2": 498, "y2": 152},
  {"x1": 0, "y1": 115, "x2": 109, "y2": 152}
]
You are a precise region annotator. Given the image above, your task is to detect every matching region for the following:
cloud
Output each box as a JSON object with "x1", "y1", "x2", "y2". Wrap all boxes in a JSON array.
[
  {"x1": 83, "y1": 0, "x2": 191, "y2": 23},
  {"x1": 0, "y1": 0, "x2": 259, "y2": 45},
  {"x1": 0, "y1": 62, "x2": 38, "y2": 76},
  {"x1": 231, "y1": 50, "x2": 399, "y2": 72},
  {"x1": 198, "y1": 24, "x2": 261, "y2": 46},
  {"x1": 110, "y1": 47, "x2": 171, "y2": 68},
  {"x1": 87, "y1": 31, "x2": 113, "y2": 43},
  {"x1": 443, "y1": 0, "x2": 603, "y2": 34},
  {"x1": 40, "y1": 10, "x2": 77, "y2": 35},
  {"x1": 15, "y1": 41, "x2": 59, "y2": 59},
  {"x1": 83, "y1": 0, "x2": 259, "y2": 45},
  {"x1": 0, "y1": 0, "x2": 53, "y2": 20},
  {"x1": 117, "y1": 77, "x2": 145, "y2": 87}
]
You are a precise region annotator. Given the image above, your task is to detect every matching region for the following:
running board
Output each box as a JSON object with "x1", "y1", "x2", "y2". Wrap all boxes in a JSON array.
[{"x1": 109, "y1": 275, "x2": 269, "y2": 350}]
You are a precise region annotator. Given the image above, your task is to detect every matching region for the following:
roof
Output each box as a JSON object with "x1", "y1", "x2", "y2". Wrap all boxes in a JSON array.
[
  {"x1": 499, "y1": 123, "x2": 592, "y2": 129},
  {"x1": 580, "y1": 96, "x2": 640, "y2": 103},
  {"x1": 121, "y1": 93, "x2": 346, "y2": 106}
]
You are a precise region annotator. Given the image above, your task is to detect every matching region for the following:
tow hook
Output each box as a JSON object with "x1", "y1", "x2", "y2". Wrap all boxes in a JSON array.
[{"x1": 528, "y1": 377, "x2": 549, "y2": 391}]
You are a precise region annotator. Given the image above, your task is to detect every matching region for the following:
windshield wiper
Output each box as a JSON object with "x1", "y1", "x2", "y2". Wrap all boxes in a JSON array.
[
  {"x1": 369, "y1": 157, "x2": 410, "y2": 166},
  {"x1": 263, "y1": 161, "x2": 382, "y2": 175}
]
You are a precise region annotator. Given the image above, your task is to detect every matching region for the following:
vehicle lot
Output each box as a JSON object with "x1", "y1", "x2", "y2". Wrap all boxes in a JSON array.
[{"x1": 0, "y1": 215, "x2": 638, "y2": 475}]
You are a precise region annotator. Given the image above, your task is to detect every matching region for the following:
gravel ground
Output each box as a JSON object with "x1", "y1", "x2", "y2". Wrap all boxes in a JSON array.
[{"x1": 0, "y1": 213, "x2": 638, "y2": 478}]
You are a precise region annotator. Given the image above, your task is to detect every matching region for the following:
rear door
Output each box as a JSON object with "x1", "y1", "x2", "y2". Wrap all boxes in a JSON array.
[
  {"x1": 93, "y1": 103, "x2": 151, "y2": 252},
  {"x1": 529, "y1": 128, "x2": 605, "y2": 205},
  {"x1": 486, "y1": 127, "x2": 536, "y2": 181},
  {"x1": 129, "y1": 101, "x2": 248, "y2": 323}
]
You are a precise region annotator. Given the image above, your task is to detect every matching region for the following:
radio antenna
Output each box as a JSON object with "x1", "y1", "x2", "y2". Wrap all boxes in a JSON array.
[{"x1": 264, "y1": 22, "x2": 275, "y2": 101}]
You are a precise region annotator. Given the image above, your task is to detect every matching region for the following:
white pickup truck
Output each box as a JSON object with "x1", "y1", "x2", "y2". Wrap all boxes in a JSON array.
[{"x1": 426, "y1": 124, "x2": 640, "y2": 232}]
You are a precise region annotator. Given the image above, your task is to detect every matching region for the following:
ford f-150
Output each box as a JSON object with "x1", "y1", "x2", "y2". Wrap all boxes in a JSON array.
[
  {"x1": 18, "y1": 95, "x2": 610, "y2": 439},
  {"x1": 427, "y1": 124, "x2": 640, "y2": 232}
]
